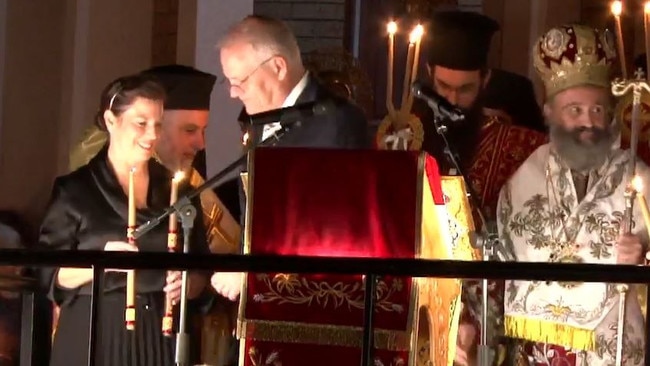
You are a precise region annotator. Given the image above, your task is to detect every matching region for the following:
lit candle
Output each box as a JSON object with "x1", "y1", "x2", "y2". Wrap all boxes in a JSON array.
[
  {"x1": 162, "y1": 171, "x2": 185, "y2": 336},
  {"x1": 126, "y1": 166, "x2": 136, "y2": 331},
  {"x1": 400, "y1": 35, "x2": 415, "y2": 110},
  {"x1": 611, "y1": 0, "x2": 627, "y2": 78},
  {"x1": 386, "y1": 21, "x2": 397, "y2": 114},
  {"x1": 168, "y1": 171, "x2": 185, "y2": 243},
  {"x1": 633, "y1": 176, "x2": 650, "y2": 239},
  {"x1": 643, "y1": 1, "x2": 650, "y2": 80},
  {"x1": 128, "y1": 167, "x2": 136, "y2": 232},
  {"x1": 406, "y1": 24, "x2": 425, "y2": 110}
]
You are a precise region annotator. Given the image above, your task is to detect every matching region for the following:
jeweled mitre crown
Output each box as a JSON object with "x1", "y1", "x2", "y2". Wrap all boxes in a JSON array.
[{"x1": 533, "y1": 24, "x2": 616, "y2": 97}]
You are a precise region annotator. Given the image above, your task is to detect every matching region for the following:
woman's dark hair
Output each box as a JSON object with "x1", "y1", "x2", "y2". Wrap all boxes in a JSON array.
[
  {"x1": 94, "y1": 73, "x2": 166, "y2": 131},
  {"x1": 0, "y1": 210, "x2": 32, "y2": 248}
]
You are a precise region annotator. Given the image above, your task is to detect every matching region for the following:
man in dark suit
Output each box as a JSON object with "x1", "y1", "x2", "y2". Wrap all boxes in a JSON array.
[
  {"x1": 211, "y1": 15, "x2": 370, "y2": 365},
  {"x1": 221, "y1": 14, "x2": 371, "y2": 224},
  {"x1": 219, "y1": 15, "x2": 369, "y2": 150},
  {"x1": 210, "y1": 12, "x2": 370, "y2": 309}
]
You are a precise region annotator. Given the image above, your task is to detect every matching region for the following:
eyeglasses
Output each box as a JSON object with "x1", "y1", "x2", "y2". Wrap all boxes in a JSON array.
[{"x1": 219, "y1": 55, "x2": 275, "y2": 90}]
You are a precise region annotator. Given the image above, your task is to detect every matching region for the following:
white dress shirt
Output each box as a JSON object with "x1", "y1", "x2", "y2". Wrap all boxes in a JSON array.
[{"x1": 262, "y1": 72, "x2": 310, "y2": 140}]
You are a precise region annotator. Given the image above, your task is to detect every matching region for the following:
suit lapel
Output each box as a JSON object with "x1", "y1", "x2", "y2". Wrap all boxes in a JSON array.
[{"x1": 251, "y1": 73, "x2": 321, "y2": 145}]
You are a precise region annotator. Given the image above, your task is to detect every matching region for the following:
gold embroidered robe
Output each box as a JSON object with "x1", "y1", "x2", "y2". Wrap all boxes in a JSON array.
[
  {"x1": 498, "y1": 144, "x2": 648, "y2": 365},
  {"x1": 456, "y1": 116, "x2": 547, "y2": 361},
  {"x1": 467, "y1": 115, "x2": 548, "y2": 221}
]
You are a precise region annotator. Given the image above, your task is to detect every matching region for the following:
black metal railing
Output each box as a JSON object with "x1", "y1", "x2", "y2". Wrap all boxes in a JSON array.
[
  {"x1": 5, "y1": 249, "x2": 650, "y2": 366},
  {"x1": 3, "y1": 249, "x2": 650, "y2": 282}
]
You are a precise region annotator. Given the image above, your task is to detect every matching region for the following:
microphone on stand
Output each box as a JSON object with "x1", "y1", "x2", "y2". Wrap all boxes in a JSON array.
[
  {"x1": 246, "y1": 100, "x2": 335, "y2": 126},
  {"x1": 133, "y1": 100, "x2": 330, "y2": 240},
  {"x1": 469, "y1": 231, "x2": 515, "y2": 262},
  {"x1": 411, "y1": 80, "x2": 465, "y2": 123},
  {"x1": 412, "y1": 78, "x2": 505, "y2": 366}
]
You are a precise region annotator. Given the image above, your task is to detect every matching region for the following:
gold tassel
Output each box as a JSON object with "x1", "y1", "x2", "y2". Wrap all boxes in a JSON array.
[{"x1": 504, "y1": 315, "x2": 595, "y2": 351}]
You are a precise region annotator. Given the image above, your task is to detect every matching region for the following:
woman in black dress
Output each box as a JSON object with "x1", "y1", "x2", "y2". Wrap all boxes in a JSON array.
[{"x1": 38, "y1": 74, "x2": 209, "y2": 366}]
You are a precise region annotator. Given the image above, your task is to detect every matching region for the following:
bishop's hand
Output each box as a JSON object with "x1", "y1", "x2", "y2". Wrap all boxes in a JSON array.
[
  {"x1": 454, "y1": 321, "x2": 477, "y2": 366},
  {"x1": 616, "y1": 234, "x2": 644, "y2": 265}
]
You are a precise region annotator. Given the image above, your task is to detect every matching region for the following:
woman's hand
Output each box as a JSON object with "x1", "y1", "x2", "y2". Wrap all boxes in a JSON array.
[
  {"x1": 103, "y1": 241, "x2": 138, "y2": 273},
  {"x1": 56, "y1": 241, "x2": 137, "y2": 290},
  {"x1": 164, "y1": 271, "x2": 207, "y2": 303}
]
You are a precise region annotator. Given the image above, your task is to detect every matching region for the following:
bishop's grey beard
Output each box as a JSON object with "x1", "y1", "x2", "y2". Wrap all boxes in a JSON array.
[{"x1": 548, "y1": 120, "x2": 617, "y2": 173}]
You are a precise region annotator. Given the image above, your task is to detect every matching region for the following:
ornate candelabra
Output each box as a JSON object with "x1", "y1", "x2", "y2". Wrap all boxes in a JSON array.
[
  {"x1": 375, "y1": 1, "x2": 464, "y2": 150},
  {"x1": 375, "y1": 21, "x2": 425, "y2": 151}
]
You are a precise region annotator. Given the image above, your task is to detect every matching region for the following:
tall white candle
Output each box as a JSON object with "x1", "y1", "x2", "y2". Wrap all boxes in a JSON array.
[
  {"x1": 400, "y1": 42, "x2": 415, "y2": 109},
  {"x1": 386, "y1": 21, "x2": 397, "y2": 113},
  {"x1": 406, "y1": 24, "x2": 424, "y2": 111},
  {"x1": 611, "y1": 1, "x2": 627, "y2": 78}
]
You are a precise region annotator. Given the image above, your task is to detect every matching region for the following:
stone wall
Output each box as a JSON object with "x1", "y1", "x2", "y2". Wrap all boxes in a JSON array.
[
  {"x1": 457, "y1": 0, "x2": 482, "y2": 13},
  {"x1": 254, "y1": 0, "x2": 348, "y2": 53}
]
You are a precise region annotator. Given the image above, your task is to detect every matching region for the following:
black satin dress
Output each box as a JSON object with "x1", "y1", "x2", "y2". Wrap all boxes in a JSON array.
[{"x1": 38, "y1": 147, "x2": 208, "y2": 366}]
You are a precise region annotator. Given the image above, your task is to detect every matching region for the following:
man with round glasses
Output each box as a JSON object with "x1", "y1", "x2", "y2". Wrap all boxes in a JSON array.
[{"x1": 218, "y1": 15, "x2": 370, "y2": 148}]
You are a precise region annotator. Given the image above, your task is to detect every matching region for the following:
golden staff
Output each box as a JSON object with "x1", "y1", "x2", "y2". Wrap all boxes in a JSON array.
[
  {"x1": 611, "y1": 66, "x2": 650, "y2": 366},
  {"x1": 609, "y1": 2, "x2": 650, "y2": 364},
  {"x1": 162, "y1": 171, "x2": 185, "y2": 336},
  {"x1": 126, "y1": 166, "x2": 137, "y2": 331}
]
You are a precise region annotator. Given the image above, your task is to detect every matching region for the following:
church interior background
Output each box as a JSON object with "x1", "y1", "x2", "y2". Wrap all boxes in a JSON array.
[
  {"x1": 0, "y1": 0, "x2": 645, "y2": 230},
  {"x1": 0, "y1": 0, "x2": 648, "y2": 363}
]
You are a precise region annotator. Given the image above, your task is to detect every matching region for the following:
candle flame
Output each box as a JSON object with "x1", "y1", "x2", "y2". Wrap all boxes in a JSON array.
[
  {"x1": 611, "y1": 1, "x2": 622, "y2": 16},
  {"x1": 173, "y1": 171, "x2": 185, "y2": 182},
  {"x1": 387, "y1": 21, "x2": 397, "y2": 35},
  {"x1": 645, "y1": 1, "x2": 650, "y2": 13},
  {"x1": 409, "y1": 24, "x2": 424, "y2": 44},
  {"x1": 633, "y1": 175, "x2": 644, "y2": 192}
]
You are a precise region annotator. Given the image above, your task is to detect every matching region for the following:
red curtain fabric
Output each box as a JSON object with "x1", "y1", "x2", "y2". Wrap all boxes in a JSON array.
[
  {"x1": 249, "y1": 148, "x2": 427, "y2": 258},
  {"x1": 243, "y1": 339, "x2": 410, "y2": 366},
  {"x1": 243, "y1": 148, "x2": 444, "y2": 364}
]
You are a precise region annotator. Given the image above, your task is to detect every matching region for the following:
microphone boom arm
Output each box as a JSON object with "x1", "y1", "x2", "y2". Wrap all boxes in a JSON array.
[
  {"x1": 131, "y1": 117, "x2": 304, "y2": 365},
  {"x1": 133, "y1": 123, "x2": 300, "y2": 239}
]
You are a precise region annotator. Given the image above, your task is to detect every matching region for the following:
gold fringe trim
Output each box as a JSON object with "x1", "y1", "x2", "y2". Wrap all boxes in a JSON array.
[
  {"x1": 504, "y1": 315, "x2": 595, "y2": 351},
  {"x1": 238, "y1": 319, "x2": 410, "y2": 351}
]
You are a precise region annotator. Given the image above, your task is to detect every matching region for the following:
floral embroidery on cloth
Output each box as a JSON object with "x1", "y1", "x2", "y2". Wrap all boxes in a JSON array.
[{"x1": 496, "y1": 144, "x2": 648, "y2": 365}]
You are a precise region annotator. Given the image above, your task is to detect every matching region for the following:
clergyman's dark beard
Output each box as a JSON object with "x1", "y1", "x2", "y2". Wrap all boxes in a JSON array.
[
  {"x1": 445, "y1": 95, "x2": 484, "y2": 168},
  {"x1": 549, "y1": 121, "x2": 615, "y2": 172}
]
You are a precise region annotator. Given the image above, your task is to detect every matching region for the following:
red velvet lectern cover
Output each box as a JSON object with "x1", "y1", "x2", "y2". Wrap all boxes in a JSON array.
[{"x1": 238, "y1": 148, "x2": 444, "y2": 366}]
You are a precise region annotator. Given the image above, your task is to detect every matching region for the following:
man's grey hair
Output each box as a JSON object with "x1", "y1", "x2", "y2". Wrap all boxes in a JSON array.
[{"x1": 218, "y1": 15, "x2": 302, "y2": 66}]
